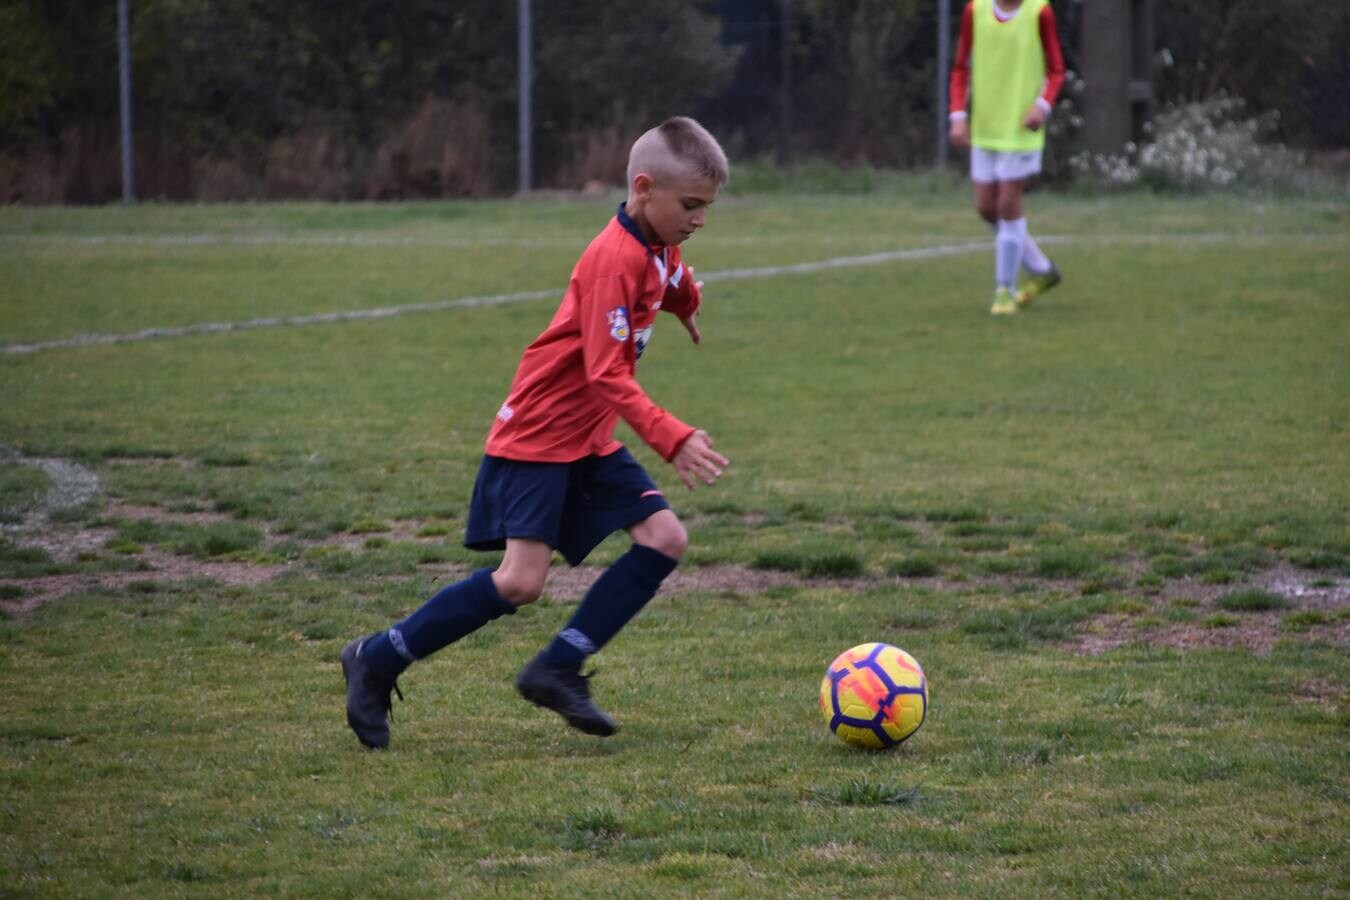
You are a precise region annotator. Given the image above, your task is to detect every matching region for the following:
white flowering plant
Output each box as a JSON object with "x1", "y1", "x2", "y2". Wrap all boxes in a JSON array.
[{"x1": 1068, "y1": 95, "x2": 1321, "y2": 193}]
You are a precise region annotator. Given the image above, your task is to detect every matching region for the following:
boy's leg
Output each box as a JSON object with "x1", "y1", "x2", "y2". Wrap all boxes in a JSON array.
[
  {"x1": 994, "y1": 150, "x2": 1061, "y2": 306},
  {"x1": 518, "y1": 504, "x2": 685, "y2": 734},
  {"x1": 1014, "y1": 199, "x2": 1062, "y2": 308},
  {"x1": 1004, "y1": 188, "x2": 1061, "y2": 307},
  {"x1": 990, "y1": 180, "x2": 1024, "y2": 314},
  {"x1": 1018, "y1": 222, "x2": 1053, "y2": 276},
  {"x1": 971, "y1": 154, "x2": 1019, "y2": 314},
  {"x1": 537, "y1": 510, "x2": 684, "y2": 672},
  {"x1": 342, "y1": 539, "x2": 549, "y2": 750},
  {"x1": 973, "y1": 180, "x2": 999, "y2": 228},
  {"x1": 975, "y1": 171, "x2": 1052, "y2": 279}
]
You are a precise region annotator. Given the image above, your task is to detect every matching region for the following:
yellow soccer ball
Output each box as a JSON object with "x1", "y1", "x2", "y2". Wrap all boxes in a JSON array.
[{"x1": 820, "y1": 643, "x2": 928, "y2": 749}]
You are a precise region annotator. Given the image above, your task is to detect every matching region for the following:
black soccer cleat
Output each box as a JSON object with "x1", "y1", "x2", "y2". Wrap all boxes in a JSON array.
[
  {"x1": 515, "y1": 656, "x2": 618, "y2": 737},
  {"x1": 341, "y1": 634, "x2": 403, "y2": 750}
]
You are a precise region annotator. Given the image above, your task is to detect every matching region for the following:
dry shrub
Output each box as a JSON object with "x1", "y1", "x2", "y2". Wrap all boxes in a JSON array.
[
  {"x1": 263, "y1": 127, "x2": 349, "y2": 200},
  {"x1": 365, "y1": 95, "x2": 493, "y2": 199},
  {"x1": 0, "y1": 151, "x2": 56, "y2": 203},
  {"x1": 0, "y1": 125, "x2": 122, "y2": 203},
  {"x1": 556, "y1": 125, "x2": 629, "y2": 191},
  {"x1": 55, "y1": 126, "x2": 121, "y2": 202},
  {"x1": 193, "y1": 155, "x2": 259, "y2": 202}
]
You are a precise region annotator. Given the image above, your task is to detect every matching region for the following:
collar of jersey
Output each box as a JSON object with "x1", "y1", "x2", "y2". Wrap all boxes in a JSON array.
[{"x1": 616, "y1": 203, "x2": 666, "y2": 252}]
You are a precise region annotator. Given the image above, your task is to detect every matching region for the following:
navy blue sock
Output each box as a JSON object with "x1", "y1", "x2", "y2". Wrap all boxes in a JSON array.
[
  {"x1": 541, "y1": 544, "x2": 678, "y2": 671},
  {"x1": 361, "y1": 568, "x2": 515, "y2": 676}
]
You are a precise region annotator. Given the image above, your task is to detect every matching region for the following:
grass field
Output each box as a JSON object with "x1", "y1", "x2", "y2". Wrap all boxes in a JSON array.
[{"x1": 1, "y1": 183, "x2": 1348, "y2": 897}]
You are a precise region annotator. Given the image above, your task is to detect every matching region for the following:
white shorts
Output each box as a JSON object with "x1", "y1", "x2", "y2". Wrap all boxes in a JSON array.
[{"x1": 970, "y1": 147, "x2": 1043, "y2": 183}]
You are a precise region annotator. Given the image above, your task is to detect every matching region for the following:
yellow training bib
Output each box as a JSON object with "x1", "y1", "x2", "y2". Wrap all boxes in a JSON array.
[{"x1": 970, "y1": 0, "x2": 1048, "y2": 152}]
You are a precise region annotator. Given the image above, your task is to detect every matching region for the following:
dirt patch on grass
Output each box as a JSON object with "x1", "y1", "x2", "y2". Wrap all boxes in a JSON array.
[
  {"x1": 0, "y1": 498, "x2": 812, "y2": 616},
  {"x1": 4, "y1": 493, "x2": 1347, "y2": 659},
  {"x1": 0, "y1": 499, "x2": 290, "y2": 615},
  {"x1": 544, "y1": 562, "x2": 803, "y2": 601},
  {"x1": 1065, "y1": 566, "x2": 1350, "y2": 655},
  {"x1": 0, "y1": 554, "x2": 290, "y2": 616}
]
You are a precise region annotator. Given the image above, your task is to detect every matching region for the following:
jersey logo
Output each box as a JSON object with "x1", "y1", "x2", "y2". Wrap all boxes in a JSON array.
[{"x1": 607, "y1": 306, "x2": 630, "y2": 341}]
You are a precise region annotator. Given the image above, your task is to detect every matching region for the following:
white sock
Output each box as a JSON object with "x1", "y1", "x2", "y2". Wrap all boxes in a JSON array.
[
  {"x1": 995, "y1": 219, "x2": 1025, "y2": 290},
  {"x1": 1016, "y1": 218, "x2": 1052, "y2": 275}
]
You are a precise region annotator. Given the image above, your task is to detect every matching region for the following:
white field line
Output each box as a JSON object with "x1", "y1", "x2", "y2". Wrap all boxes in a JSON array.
[
  {"x1": 1, "y1": 231, "x2": 1338, "y2": 356},
  {"x1": 0, "y1": 288, "x2": 563, "y2": 355}
]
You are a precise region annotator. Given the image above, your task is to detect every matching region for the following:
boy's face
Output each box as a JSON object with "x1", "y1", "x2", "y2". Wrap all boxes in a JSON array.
[{"x1": 635, "y1": 173, "x2": 719, "y2": 247}]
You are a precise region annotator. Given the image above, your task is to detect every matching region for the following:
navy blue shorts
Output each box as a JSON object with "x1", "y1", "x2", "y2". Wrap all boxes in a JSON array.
[{"x1": 464, "y1": 448, "x2": 671, "y2": 566}]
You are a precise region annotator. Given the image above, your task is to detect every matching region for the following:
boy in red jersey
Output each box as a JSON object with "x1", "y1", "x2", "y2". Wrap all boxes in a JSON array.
[
  {"x1": 341, "y1": 117, "x2": 730, "y2": 749},
  {"x1": 949, "y1": 0, "x2": 1066, "y2": 314}
]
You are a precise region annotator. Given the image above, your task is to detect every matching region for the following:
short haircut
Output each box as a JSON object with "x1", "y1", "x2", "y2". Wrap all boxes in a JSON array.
[{"x1": 626, "y1": 117, "x2": 730, "y2": 188}]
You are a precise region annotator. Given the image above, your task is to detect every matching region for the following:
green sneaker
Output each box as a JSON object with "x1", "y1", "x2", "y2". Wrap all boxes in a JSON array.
[
  {"x1": 1016, "y1": 264, "x2": 1061, "y2": 308},
  {"x1": 990, "y1": 287, "x2": 1018, "y2": 316}
]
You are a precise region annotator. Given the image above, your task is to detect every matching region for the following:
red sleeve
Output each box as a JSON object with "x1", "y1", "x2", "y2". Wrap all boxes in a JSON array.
[
  {"x1": 1038, "y1": 4, "x2": 1065, "y2": 107},
  {"x1": 948, "y1": 2, "x2": 974, "y2": 117},
  {"x1": 659, "y1": 258, "x2": 701, "y2": 320},
  {"x1": 579, "y1": 273, "x2": 694, "y2": 461}
]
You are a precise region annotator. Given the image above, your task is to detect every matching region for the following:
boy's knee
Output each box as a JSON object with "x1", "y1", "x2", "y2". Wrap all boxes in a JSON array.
[
  {"x1": 651, "y1": 524, "x2": 688, "y2": 561},
  {"x1": 630, "y1": 512, "x2": 688, "y2": 561},
  {"x1": 976, "y1": 202, "x2": 997, "y2": 224},
  {"x1": 492, "y1": 569, "x2": 546, "y2": 607}
]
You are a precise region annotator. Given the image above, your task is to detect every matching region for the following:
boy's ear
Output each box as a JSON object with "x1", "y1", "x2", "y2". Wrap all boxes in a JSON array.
[{"x1": 632, "y1": 172, "x2": 654, "y2": 198}]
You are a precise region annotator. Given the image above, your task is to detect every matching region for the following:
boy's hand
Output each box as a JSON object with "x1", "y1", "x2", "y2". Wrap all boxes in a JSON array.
[
  {"x1": 950, "y1": 119, "x2": 970, "y2": 149},
  {"x1": 680, "y1": 312, "x2": 701, "y2": 344},
  {"x1": 680, "y1": 271, "x2": 703, "y2": 344},
  {"x1": 672, "y1": 429, "x2": 728, "y2": 491},
  {"x1": 1022, "y1": 105, "x2": 1047, "y2": 132}
]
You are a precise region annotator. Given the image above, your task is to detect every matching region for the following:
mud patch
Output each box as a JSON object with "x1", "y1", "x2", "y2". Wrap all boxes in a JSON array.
[
  {"x1": 0, "y1": 495, "x2": 820, "y2": 616},
  {"x1": 0, "y1": 445, "x2": 100, "y2": 530},
  {"x1": 1065, "y1": 566, "x2": 1350, "y2": 655},
  {"x1": 4, "y1": 477, "x2": 1348, "y2": 658},
  {"x1": 1, "y1": 551, "x2": 290, "y2": 616}
]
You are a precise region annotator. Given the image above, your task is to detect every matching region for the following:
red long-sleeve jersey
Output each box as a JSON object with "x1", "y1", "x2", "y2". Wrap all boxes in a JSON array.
[
  {"x1": 949, "y1": 1, "x2": 1066, "y2": 117},
  {"x1": 484, "y1": 205, "x2": 701, "y2": 464}
]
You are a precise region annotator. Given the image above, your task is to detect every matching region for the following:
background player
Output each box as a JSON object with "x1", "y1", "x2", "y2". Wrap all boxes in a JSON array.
[{"x1": 949, "y1": 0, "x2": 1066, "y2": 314}]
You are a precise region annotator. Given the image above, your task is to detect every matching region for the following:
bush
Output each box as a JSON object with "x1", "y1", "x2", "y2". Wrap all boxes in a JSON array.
[{"x1": 1070, "y1": 96, "x2": 1331, "y2": 193}]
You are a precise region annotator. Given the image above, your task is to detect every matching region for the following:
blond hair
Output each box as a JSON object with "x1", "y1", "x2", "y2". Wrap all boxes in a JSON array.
[{"x1": 626, "y1": 117, "x2": 730, "y2": 188}]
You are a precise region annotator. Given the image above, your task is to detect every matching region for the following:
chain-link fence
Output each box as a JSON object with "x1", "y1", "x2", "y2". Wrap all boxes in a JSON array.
[{"x1": 1, "y1": 0, "x2": 1345, "y2": 202}]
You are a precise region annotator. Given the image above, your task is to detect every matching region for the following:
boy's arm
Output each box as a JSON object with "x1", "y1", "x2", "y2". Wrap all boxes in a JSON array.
[
  {"x1": 1036, "y1": 4, "x2": 1066, "y2": 110},
  {"x1": 659, "y1": 261, "x2": 701, "y2": 321},
  {"x1": 660, "y1": 261, "x2": 703, "y2": 345},
  {"x1": 1023, "y1": 3, "x2": 1067, "y2": 131},
  {"x1": 948, "y1": 2, "x2": 974, "y2": 121},
  {"x1": 581, "y1": 273, "x2": 697, "y2": 462},
  {"x1": 948, "y1": 2, "x2": 974, "y2": 147}
]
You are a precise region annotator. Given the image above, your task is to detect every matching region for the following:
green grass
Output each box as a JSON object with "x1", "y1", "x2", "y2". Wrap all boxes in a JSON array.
[
  {"x1": 1216, "y1": 588, "x2": 1289, "y2": 613},
  {"x1": 0, "y1": 189, "x2": 1348, "y2": 896}
]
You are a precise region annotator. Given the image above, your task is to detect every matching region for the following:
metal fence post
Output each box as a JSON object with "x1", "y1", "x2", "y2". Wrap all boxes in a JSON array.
[
  {"x1": 936, "y1": 0, "x2": 951, "y2": 169},
  {"x1": 518, "y1": 0, "x2": 532, "y2": 194},
  {"x1": 118, "y1": 0, "x2": 136, "y2": 203}
]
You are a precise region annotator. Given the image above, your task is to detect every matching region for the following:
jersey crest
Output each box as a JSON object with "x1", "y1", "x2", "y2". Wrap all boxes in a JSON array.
[{"x1": 607, "y1": 306, "x2": 630, "y2": 341}]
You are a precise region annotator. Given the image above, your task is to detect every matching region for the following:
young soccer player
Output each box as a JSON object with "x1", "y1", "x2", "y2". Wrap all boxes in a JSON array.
[
  {"x1": 340, "y1": 117, "x2": 731, "y2": 749},
  {"x1": 949, "y1": 0, "x2": 1066, "y2": 315}
]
